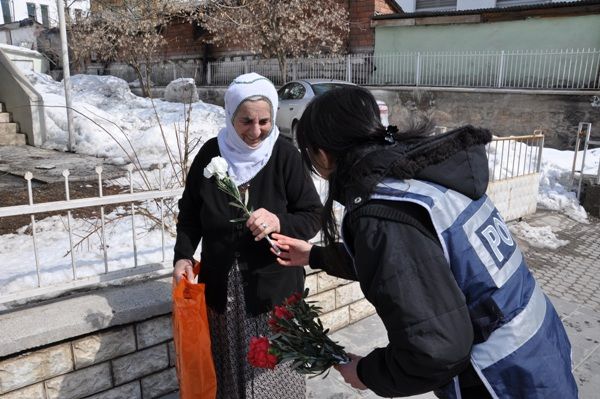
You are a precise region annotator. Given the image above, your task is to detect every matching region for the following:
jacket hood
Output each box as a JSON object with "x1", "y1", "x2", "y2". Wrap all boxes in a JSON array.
[{"x1": 339, "y1": 125, "x2": 493, "y2": 209}]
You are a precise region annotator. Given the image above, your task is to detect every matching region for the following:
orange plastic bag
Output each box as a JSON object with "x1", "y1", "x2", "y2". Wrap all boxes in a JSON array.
[{"x1": 172, "y1": 262, "x2": 217, "y2": 399}]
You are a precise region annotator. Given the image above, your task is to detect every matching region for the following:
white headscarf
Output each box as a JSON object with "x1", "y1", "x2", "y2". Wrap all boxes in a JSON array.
[{"x1": 217, "y1": 72, "x2": 280, "y2": 186}]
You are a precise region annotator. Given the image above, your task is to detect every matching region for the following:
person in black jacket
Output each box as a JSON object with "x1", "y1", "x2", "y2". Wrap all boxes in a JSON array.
[
  {"x1": 173, "y1": 73, "x2": 322, "y2": 399},
  {"x1": 272, "y1": 86, "x2": 577, "y2": 398}
]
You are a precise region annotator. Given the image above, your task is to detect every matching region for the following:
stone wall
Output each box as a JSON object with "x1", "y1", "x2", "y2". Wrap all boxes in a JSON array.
[
  {"x1": 0, "y1": 272, "x2": 374, "y2": 399},
  {"x1": 194, "y1": 87, "x2": 600, "y2": 150},
  {"x1": 369, "y1": 87, "x2": 600, "y2": 150},
  {"x1": 0, "y1": 315, "x2": 177, "y2": 399}
]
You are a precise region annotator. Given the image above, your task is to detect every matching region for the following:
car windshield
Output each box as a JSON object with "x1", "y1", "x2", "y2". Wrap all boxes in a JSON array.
[{"x1": 310, "y1": 83, "x2": 353, "y2": 96}]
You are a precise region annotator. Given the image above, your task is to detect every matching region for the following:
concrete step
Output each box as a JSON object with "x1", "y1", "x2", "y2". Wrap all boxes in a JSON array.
[
  {"x1": 0, "y1": 112, "x2": 11, "y2": 123},
  {"x1": 0, "y1": 132, "x2": 26, "y2": 145},
  {"x1": 0, "y1": 122, "x2": 18, "y2": 136},
  {"x1": 0, "y1": 122, "x2": 27, "y2": 145}
]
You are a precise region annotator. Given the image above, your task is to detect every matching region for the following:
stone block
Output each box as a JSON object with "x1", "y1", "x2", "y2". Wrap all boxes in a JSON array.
[
  {"x1": 310, "y1": 290, "x2": 336, "y2": 313},
  {"x1": 0, "y1": 123, "x2": 17, "y2": 136},
  {"x1": 72, "y1": 327, "x2": 136, "y2": 368},
  {"x1": 112, "y1": 345, "x2": 169, "y2": 386},
  {"x1": 167, "y1": 341, "x2": 176, "y2": 368},
  {"x1": 0, "y1": 383, "x2": 45, "y2": 399},
  {"x1": 86, "y1": 382, "x2": 141, "y2": 399},
  {"x1": 349, "y1": 299, "x2": 376, "y2": 323},
  {"x1": 141, "y1": 367, "x2": 178, "y2": 399},
  {"x1": 0, "y1": 344, "x2": 72, "y2": 394},
  {"x1": 320, "y1": 307, "x2": 349, "y2": 333},
  {"x1": 317, "y1": 273, "x2": 350, "y2": 292},
  {"x1": 164, "y1": 78, "x2": 199, "y2": 103},
  {"x1": 136, "y1": 316, "x2": 173, "y2": 349},
  {"x1": 45, "y1": 363, "x2": 112, "y2": 399},
  {"x1": 335, "y1": 282, "x2": 363, "y2": 307},
  {"x1": 305, "y1": 274, "x2": 318, "y2": 296}
]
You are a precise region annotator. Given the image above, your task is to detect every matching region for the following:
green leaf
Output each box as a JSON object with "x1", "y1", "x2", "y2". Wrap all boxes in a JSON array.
[{"x1": 228, "y1": 201, "x2": 245, "y2": 210}]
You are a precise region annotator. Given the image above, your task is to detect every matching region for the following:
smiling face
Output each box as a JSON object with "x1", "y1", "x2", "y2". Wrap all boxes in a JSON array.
[{"x1": 232, "y1": 100, "x2": 273, "y2": 148}]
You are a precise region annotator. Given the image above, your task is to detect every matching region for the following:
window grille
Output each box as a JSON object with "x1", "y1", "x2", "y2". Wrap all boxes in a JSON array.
[
  {"x1": 496, "y1": 0, "x2": 553, "y2": 7},
  {"x1": 415, "y1": 0, "x2": 457, "y2": 11}
]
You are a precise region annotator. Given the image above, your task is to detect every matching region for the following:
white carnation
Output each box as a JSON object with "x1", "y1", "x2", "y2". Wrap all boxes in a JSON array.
[{"x1": 204, "y1": 156, "x2": 229, "y2": 179}]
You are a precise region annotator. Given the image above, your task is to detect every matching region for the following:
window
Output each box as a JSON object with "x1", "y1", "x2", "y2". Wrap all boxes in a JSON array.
[
  {"x1": 74, "y1": 8, "x2": 82, "y2": 20},
  {"x1": 415, "y1": 0, "x2": 457, "y2": 11},
  {"x1": 278, "y1": 83, "x2": 306, "y2": 101},
  {"x1": 496, "y1": 0, "x2": 552, "y2": 7},
  {"x1": 1, "y1": 0, "x2": 12, "y2": 23},
  {"x1": 311, "y1": 83, "x2": 353, "y2": 96},
  {"x1": 40, "y1": 4, "x2": 49, "y2": 27},
  {"x1": 26, "y1": 2, "x2": 36, "y2": 21}
]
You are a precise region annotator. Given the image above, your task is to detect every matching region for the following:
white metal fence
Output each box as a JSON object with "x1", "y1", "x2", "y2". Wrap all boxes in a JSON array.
[
  {"x1": 486, "y1": 133, "x2": 545, "y2": 181},
  {"x1": 0, "y1": 135, "x2": 544, "y2": 309},
  {"x1": 206, "y1": 48, "x2": 600, "y2": 89},
  {"x1": 0, "y1": 165, "x2": 182, "y2": 309}
]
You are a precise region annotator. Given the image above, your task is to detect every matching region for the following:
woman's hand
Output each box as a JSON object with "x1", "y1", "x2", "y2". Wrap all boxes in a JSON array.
[
  {"x1": 173, "y1": 259, "x2": 195, "y2": 283},
  {"x1": 271, "y1": 233, "x2": 313, "y2": 267},
  {"x1": 334, "y1": 353, "x2": 368, "y2": 390},
  {"x1": 247, "y1": 208, "x2": 280, "y2": 241}
]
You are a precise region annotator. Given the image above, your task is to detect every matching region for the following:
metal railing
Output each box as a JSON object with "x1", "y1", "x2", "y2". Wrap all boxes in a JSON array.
[
  {"x1": 205, "y1": 48, "x2": 600, "y2": 90},
  {"x1": 0, "y1": 134, "x2": 544, "y2": 308},
  {"x1": 0, "y1": 165, "x2": 183, "y2": 309},
  {"x1": 486, "y1": 133, "x2": 544, "y2": 182}
]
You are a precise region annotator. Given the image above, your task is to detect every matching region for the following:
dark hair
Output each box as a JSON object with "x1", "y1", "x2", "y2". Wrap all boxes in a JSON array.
[
  {"x1": 297, "y1": 86, "x2": 385, "y2": 248},
  {"x1": 297, "y1": 85, "x2": 429, "y2": 250}
]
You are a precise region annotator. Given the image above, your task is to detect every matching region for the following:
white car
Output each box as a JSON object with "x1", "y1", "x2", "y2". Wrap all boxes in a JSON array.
[{"x1": 276, "y1": 79, "x2": 389, "y2": 145}]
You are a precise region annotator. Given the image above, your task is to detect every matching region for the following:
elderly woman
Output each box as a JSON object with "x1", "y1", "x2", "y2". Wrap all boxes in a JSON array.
[{"x1": 173, "y1": 73, "x2": 322, "y2": 398}]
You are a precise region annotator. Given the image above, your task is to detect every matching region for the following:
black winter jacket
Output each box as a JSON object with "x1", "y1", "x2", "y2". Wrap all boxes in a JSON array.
[
  {"x1": 174, "y1": 137, "x2": 322, "y2": 315},
  {"x1": 309, "y1": 126, "x2": 493, "y2": 397}
]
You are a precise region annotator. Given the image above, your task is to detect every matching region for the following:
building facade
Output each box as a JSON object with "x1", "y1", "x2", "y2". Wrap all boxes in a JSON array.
[
  {"x1": 0, "y1": 0, "x2": 90, "y2": 27},
  {"x1": 395, "y1": 0, "x2": 582, "y2": 12}
]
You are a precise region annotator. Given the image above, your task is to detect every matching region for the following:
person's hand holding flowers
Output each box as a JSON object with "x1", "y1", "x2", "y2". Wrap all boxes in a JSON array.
[
  {"x1": 204, "y1": 156, "x2": 281, "y2": 254},
  {"x1": 247, "y1": 289, "x2": 349, "y2": 377}
]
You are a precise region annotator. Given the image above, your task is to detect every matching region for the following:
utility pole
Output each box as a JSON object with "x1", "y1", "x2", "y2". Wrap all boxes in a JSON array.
[{"x1": 56, "y1": 0, "x2": 76, "y2": 152}]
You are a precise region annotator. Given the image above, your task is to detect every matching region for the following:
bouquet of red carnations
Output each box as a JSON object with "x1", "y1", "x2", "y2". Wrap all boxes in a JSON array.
[{"x1": 247, "y1": 288, "x2": 349, "y2": 377}]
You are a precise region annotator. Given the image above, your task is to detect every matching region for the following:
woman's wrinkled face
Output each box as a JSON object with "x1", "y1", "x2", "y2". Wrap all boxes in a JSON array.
[{"x1": 232, "y1": 100, "x2": 272, "y2": 148}]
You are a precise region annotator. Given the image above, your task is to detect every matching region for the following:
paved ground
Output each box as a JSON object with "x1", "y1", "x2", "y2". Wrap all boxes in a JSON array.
[{"x1": 2, "y1": 147, "x2": 599, "y2": 398}]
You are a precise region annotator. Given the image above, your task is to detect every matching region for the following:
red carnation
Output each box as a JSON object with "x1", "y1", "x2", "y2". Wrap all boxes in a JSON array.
[
  {"x1": 247, "y1": 337, "x2": 279, "y2": 369},
  {"x1": 285, "y1": 292, "x2": 303, "y2": 305},
  {"x1": 268, "y1": 317, "x2": 284, "y2": 333},
  {"x1": 273, "y1": 305, "x2": 293, "y2": 320}
]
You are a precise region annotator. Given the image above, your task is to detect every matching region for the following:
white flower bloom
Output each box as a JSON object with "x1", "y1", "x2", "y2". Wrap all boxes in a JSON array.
[{"x1": 204, "y1": 156, "x2": 229, "y2": 179}]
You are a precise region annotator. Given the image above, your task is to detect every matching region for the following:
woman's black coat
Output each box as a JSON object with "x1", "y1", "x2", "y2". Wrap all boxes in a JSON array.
[{"x1": 174, "y1": 137, "x2": 322, "y2": 315}]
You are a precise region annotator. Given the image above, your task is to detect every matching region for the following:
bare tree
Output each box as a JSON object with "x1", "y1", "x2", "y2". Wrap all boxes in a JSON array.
[
  {"x1": 192, "y1": 0, "x2": 349, "y2": 82},
  {"x1": 69, "y1": 0, "x2": 192, "y2": 97}
]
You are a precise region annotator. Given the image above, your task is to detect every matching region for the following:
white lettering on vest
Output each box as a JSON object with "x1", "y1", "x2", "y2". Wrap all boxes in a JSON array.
[{"x1": 481, "y1": 217, "x2": 514, "y2": 263}]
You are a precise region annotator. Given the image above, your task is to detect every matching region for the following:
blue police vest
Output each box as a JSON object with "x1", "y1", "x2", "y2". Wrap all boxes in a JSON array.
[{"x1": 351, "y1": 178, "x2": 578, "y2": 398}]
